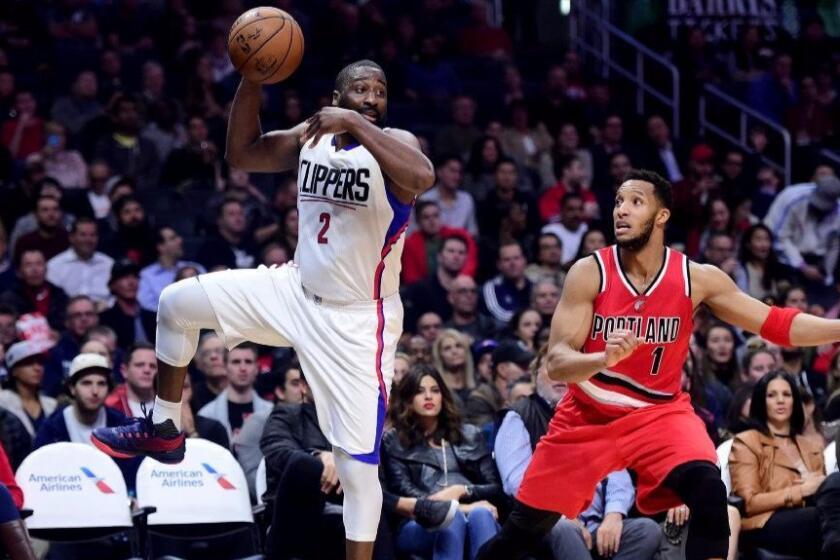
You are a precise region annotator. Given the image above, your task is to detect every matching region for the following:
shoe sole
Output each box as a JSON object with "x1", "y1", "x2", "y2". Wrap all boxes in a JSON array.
[{"x1": 90, "y1": 434, "x2": 186, "y2": 465}]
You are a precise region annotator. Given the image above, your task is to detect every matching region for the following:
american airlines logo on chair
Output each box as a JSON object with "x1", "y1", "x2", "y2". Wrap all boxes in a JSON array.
[
  {"x1": 201, "y1": 463, "x2": 236, "y2": 490},
  {"x1": 80, "y1": 467, "x2": 115, "y2": 494}
]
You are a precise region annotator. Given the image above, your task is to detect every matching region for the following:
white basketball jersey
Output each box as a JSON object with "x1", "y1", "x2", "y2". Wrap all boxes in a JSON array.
[{"x1": 295, "y1": 134, "x2": 412, "y2": 302}]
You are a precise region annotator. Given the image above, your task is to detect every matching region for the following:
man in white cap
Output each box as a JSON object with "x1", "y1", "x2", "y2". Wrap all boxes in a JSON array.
[
  {"x1": 0, "y1": 340, "x2": 56, "y2": 438},
  {"x1": 33, "y1": 352, "x2": 125, "y2": 450}
]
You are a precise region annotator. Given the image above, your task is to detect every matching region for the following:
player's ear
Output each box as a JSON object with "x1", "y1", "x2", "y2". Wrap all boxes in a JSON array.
[
  {"x1": 331, "y1": 90, "x2": 340, "y2": 106},
  {"x1": 656, "y1": 207, "x2": 671, "y2": 225}
]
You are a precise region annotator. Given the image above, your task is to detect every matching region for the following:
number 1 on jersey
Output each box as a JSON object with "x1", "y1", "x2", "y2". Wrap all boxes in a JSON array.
[
  {"x1": 650, "y1": 346, "x2": 665, "y2": 375},
  {"x1": 317, "y1": 212, "x2": 331, "y2": 244}
]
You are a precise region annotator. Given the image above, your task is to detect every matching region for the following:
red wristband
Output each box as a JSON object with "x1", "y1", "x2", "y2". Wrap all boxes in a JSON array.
[{"x1": 759, "y1": 306, "x2": 802, "y2": 348}]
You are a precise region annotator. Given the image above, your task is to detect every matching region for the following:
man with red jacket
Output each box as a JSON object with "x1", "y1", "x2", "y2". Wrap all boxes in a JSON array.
[{"x1": 402, "y1": 200, "x2": 477, "y2": 284}]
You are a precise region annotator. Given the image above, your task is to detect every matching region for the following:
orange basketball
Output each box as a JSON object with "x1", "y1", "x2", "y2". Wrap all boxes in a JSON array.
[{"x1": 227, "y1": 7, "x2": 304, "y2": 85}]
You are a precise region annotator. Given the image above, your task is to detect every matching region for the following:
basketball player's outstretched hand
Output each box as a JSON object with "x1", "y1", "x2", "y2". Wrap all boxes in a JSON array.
[{"x1": 604, "y1": 329, "x2": 641, "y2": 367}]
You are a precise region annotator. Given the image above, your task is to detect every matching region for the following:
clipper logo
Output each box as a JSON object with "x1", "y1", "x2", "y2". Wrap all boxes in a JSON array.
[
  {"x1": 202, "y1": 463, "x2": 236, "y2": 490},
  {"x1": 81, "y1": 467, "x2": 114, "y2": 494}
]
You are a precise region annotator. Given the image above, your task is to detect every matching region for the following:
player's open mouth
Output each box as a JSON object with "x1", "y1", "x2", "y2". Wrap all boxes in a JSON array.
[
  {"x1": 362, "y1": 111, "x2": 378, "y2": 122},
  {"x1": 616, "y1": 222, "x2": 631, "y2": 231}
]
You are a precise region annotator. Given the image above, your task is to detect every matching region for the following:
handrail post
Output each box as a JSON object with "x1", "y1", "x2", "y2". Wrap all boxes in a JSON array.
[
  {"x1": 740, "y1": 112, "x2": 747, "y2": 146},
  {"x1": 636, "y1": 51, "x2": 644, "y2": 115},
  {"x1": 698, "y1": 96, "x2": 706, "y2": 137},
  {"x1": 672, "y1": 68, "x2": 680, "y2": 138}
]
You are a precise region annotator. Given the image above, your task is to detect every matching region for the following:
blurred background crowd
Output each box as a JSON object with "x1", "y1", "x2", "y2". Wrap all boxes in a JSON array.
[{"x1": 0, "y1": 0, "x2": 840, "y2": 559}]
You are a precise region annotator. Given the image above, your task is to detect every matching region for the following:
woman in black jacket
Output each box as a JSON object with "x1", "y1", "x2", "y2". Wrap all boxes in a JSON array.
[{"x1": 383, "y1": 365, "x2": 502, "y2": 560}]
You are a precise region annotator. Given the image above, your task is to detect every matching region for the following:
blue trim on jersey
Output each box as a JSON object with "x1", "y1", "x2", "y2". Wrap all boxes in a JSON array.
[
  {"x1": 350, "y1": 391, "x2": 386, "y2": 464},
  {"x1": 331, "y1": 136, "x2": 360, "y2": 151},
  {"x1": 384, "y1": 188, "x2": 413, "y2": 247}
]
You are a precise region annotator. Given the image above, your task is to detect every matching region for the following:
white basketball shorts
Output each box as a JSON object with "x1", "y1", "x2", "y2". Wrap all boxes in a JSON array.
[{"x1": 197, "y1": 263, "x2": 402, "y2": 463}]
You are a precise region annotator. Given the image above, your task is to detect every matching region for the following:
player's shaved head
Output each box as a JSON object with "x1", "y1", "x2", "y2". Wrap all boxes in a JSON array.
[{"x1": 335, "y1": 59, "x2": 386, "y2": 92}]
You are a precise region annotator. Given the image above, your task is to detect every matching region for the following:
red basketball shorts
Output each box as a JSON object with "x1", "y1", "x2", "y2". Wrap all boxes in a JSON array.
[{"x1": 517, "y1": 392, "x2": 717, "y2": 517}]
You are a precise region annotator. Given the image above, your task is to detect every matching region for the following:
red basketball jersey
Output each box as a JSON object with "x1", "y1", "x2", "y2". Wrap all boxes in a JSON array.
[{"x1": 571, "y1": 245, "x2": 693, "y2": 415}]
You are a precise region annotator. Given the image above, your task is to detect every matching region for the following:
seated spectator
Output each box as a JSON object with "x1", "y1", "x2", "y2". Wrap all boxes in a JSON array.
[
  {"x1": 505, "y1": 308, "x2": 542, "y2": 352},
  {"x1": 46, "y1": 217, "x2": 113, "y2": 307},
  {"x1": 472, "y1": 340, "x2": 497, "y2": 386},
  {"x1": 432, "y1": 329, "x2": 477, "y2": 405},
  {"x1": 444, "y1": 275, "x2": 498, "y2": 342},
  {"x1": 747, "y1": 53, "x2": 797, "y2": 124},
  {"x1": 703, "y1": 232, "x2": 739, "y2": 280},
  {"x1": 138, "y1": 226, "x2": 204, "y2": 313},
  {"x1": 0, "y1": 442, "x2": 35, "y2": 558},
  {"x1": 481, "y1": 241, "x2": 533, "y2": 324},
  {"x1": 524, "y1": 233, "x2": 566, "y2": 288},
  {"x1": 700, "y1": 323, "x2": 737, "y2": 424},
  {"x1": 539, "y1": 155, "x2": 598, "y2": 223},
  {"x1": 42, "y1": 120, "x2": 88, "y2": 190},
  {"x1": 464, "y1": 135, "x2": 505, "y2": 201},
  {"x1": 733, "y1": 224, "x2": 794, "y2": 301},
  {"x1": 236, "y1": 362, "x2": 305, "y2": 501},
  {"x1": 14, "y1": 194, "x2": 70, "y2": 263},
  {"x1": 179, "y1": 374, "x2": 228, "y2": 450},
  {"x1": 206, "y1": 167, "x2": 268, "y2": 233},
  {"x1": 99, "y1": 259, "x2": 153, "y2": 351},
  {"x1": 105, "y1": 342, "x2": 156, "y2": 417},
  {"x1": 383, "y1": 366, "x2": 502, "y2": 560},
  {"x1": 550, "y1": 122, "x2": 593, "y2": 188},
  {"x1": 506, "y1": 377, "x2": 533, "y2": 404},
  {"x1": 738, "y1": 348, "x2": 777, "y2": 387},
  {"x1": 34, "y1": 353, "x2": 139, "y2": 488},
  {"x1": 394, "y1": 353, "x2": 413, "y2": 388},
  {"x1": 160, "y1": 115, "x2": 220, "y2": 190},
  {"x1": 541, "y1": 194, "x2": 588, "y2": 268},
  {"x1": 198, "y1": 343, "x2": 272, "y2": 445},
  {"x1": 0, "y1": 341, "x2": 57, "y2": 438},
  {"x1": 8, "y1": 179, "x2": 71, "y2": 257},
  {"x1": 499, "y1": 101, "x2": 553, "y2": 189},
  {"x1": 751, "y1": 166, "x2": 782, "y2": 220},
  {"x1": 93, "y1": 94, "x2": 160, "y2": 191},
  {"x1": 775, "y1": 175, "x2": 840, "y2": 292},
  {"x1": 196, "y1": 198, "x2": 258, "y2": 270},
  {"x1": 43, "y1": 295, "x2": 99, "y2": 396},
  {"x1": 0, "y1": 306, "x2": 16, "y2": 349},
  {"x1": 418, "y1": 155, "x2": 478, "y2": 237},
  {"x1": 456, "y1": 1, "x2": 512, "y2": 59},
  {"x1": 682, "y1": 349, "x2": 721, "y2": 443},
  {"x1": 434, "y1": 96, "x2": 481, "y2": 162},
  {"x1": 402, "y1": 201, "x2": 478, "y2": 285},
  {"x1": 531, "y1": 281, "x2": 560, "y2": 328},
  {"x1": 1, "y1": 89, "x2": 44, "y2": 162},
  {"x1": 696, "y1": 197, "x2": 737, "y2": 258},
  {"x1": 190, "y1": 332, "x2": 229, "y2": 411},
  {"x1": 0, "y1": 249, "x2": 69, "y2": 331},
  {"x1": 100, "y1": 195, "x2": 157, "y2": 266},
  {"x1": 50, "y1": 70, "x2": 103, "y2": 138},
  {"x1": 403, "y1": 234, "x2": 470, "y2": 329},
  {"x1": 574, "y1": 228, "x2": 607, "y2": 260},
  {"x1": 476, "y1": 159, "x2": 540, "y2": 239},
  {"x1": 729, "y1": 371, "x2": 831, "y2": 558},
  {"x1": 465, "y1": 342, "x2": 533, "y2": 427},
  {"x1": 640, "y1": 114, "x2": 687, "y2": 184}
]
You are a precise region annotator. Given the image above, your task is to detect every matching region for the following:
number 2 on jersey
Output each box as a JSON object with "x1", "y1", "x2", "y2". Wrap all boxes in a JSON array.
[
  {"x1": 317, "y1": 212, "x2": 330, "y2": 244},
  {"x1": 649, "y1": 346, "x2": 665, "y2": 375}
]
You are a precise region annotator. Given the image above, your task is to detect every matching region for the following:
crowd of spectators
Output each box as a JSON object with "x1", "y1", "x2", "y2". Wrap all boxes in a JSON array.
[{"x1": 0, "y1": 0, "x2": 839, "y2": 559}]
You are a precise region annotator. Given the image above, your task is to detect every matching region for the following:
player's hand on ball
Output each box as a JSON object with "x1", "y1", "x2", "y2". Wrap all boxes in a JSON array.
[
  {"x1": 301, "y1": 107, "x2": 357, "y2": 147},
  {"x1": 603, "y1": 329, "x2": 641, "y2": 367}
]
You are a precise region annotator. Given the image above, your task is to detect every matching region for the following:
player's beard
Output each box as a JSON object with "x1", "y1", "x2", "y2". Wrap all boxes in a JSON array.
[
  {"x1": 338, "y1": 95, "x2": 386, "y2": 127},
  {"x1": 616, "y1": 216, "x2": 656, "y2": 253}
]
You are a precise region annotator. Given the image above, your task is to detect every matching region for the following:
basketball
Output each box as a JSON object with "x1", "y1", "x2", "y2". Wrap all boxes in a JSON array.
[{"x1": 227, "y1": 7, "x2": 304, "y2": 85}]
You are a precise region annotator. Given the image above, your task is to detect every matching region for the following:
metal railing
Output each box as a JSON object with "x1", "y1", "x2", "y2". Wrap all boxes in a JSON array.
[
  {"x1": 699, "y1": 84, "x2": 792, "y2": 186},
  {"x1": 569, "y1": 0, "x2": 681, "y2": 137},
  {"x1": 820, "y1": 148, "x2": 840, "y2": 170}
]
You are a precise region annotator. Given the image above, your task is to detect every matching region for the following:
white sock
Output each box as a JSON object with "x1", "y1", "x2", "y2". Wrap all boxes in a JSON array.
[{"x1": 151, "y1": 396, "x2": 182, "y2": 431}]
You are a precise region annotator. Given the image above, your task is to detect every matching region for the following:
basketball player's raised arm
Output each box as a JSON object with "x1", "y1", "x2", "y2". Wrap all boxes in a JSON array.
[
  {"x1": 546, "y1": 257, "x2": 641, "y2": 383},
  {"x1": 693, "y1": 262, "x2": 840, "y2": 346},
  {"x1": 225, "y1": 78, "x2": 305, "y2": 172}
]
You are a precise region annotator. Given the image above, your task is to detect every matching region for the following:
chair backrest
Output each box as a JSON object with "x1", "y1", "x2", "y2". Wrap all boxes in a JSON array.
[
  {"x1": 716, "y1": 438, "x2": 735, "y2": 495},
  {"x1": 136, "y1": 439, "x2": 252, "y2": 525},
  {"x1": 255, "y1": 457, "x2": 267, "y2": 506},
  {"x1": 15, "y1": 442, "x2": 132, "y2": 530},
  {"x1": 825, "y1": 441, "x2": 837, "y2": 474}
]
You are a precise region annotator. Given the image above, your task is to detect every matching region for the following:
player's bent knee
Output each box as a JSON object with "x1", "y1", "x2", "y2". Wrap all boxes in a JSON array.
[
  {"x1": 335, "y1": 451, "x2": 382, "y2": 542},
  {"x1": 686, "y1": 472, "x2": 729, "y2": 539}
]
